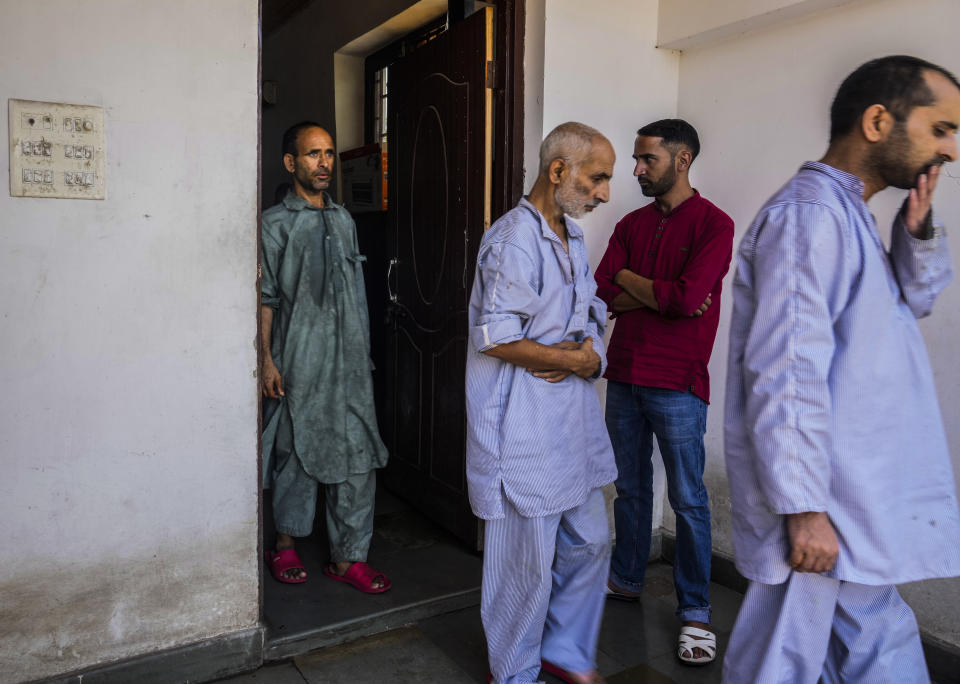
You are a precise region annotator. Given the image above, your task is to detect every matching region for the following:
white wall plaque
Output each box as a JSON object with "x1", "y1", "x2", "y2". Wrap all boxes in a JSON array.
[{"x1": 9, "y1": 99, "x2": 105, "y2": 199}]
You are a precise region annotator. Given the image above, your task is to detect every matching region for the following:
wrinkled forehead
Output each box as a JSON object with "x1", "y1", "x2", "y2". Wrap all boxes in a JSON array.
[
  {"x1": 297, "y1": 127, "x2": 335, "y2": 152},
  {"x1": 581, "y1": 139, "x2": 615, "y2": 169}
]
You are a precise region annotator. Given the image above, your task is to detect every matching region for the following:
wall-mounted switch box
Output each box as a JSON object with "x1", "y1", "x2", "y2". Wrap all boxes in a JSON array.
[{"x1": 9, "y1": 99, "x2": 105, "y2": 200}]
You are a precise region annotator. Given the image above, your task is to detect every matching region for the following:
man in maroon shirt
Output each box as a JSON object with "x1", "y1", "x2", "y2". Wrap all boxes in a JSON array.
[{"x1": 595, "y1": 119, "x2": 734, "y2": 666}]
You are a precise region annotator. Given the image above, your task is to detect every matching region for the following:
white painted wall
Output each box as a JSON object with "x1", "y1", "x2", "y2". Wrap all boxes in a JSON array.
[
  {"x1": 657, "y1": 0, "x2": 859, "y2": 49},
  {"x1": 530, "y1": 0, "x2": 960, "y2": 651},
  {"x1": 334, "y1": 53, "x2": 367, "y2": 155},
  {"x1": 675, "y1": 0, "x2": 960, "y2": 648},
  {"x1": 522, "y1": 0, "x2": 546, "y2": 191},
  {"x1": 530, "y1": 0, "x2": 680, "y2": 532},
  {"x1": 0, "y1": 2, "x2": 261, "y2": 680}
]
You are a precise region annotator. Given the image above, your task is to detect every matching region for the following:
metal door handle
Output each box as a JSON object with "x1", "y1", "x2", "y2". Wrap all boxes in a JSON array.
[{"x1": 387, "y1": 258, "x2": 399, "y2": 303}]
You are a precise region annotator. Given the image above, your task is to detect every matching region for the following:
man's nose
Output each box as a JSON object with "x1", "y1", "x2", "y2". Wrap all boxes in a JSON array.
[
  {"x1": 633, "y1": 161, "x2": 644, "y2": 176},
  {"x1": 596, "y1": 182, "x2": 610, "y2": 204},
  {"x1": 941, "y1": 136, "x2": 958, "y2": 163}
]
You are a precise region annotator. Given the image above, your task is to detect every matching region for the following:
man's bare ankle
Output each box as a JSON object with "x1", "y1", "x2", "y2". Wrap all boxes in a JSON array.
[{"x1": 275, "y1": 533, "x2": 295, "y2": 551}]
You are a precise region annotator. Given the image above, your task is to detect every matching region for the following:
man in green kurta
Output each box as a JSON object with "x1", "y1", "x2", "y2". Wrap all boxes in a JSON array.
[{"x1": 261, "y1": 122, "x2": 390, "y2": 592}]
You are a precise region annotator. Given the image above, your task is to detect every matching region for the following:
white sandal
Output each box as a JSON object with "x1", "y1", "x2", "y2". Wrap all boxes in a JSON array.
[{"x1": 677, "y1": 625, "x2": 716, "y2": 665}]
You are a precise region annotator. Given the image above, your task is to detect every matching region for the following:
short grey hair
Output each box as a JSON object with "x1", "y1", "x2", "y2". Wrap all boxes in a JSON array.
[{"x1": 538, "y1": 122, "x2": 607, "y2": 176}]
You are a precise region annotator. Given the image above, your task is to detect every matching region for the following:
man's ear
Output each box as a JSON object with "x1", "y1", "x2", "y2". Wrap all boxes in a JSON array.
[
  {"x1": 283, "y1": 153, "x2": 296, "y2": 173},
  {"x1": 676, "y1": 148, "x2": 693, "y2": 172},
  {"x1": 549, "y1": 158, "x2": 566, "y2": 185},
  {"x1": 860, "y1": 104, "x2": 895, "y2": 143}
]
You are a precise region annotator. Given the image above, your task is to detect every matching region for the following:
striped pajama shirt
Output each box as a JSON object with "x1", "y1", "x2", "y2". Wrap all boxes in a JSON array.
[
  {"x1": 723, "y1": 162, "x2": 960, "y2": 681},
  {"x1": 465, "y1": 199, "x2": 618, "y2": 682}
]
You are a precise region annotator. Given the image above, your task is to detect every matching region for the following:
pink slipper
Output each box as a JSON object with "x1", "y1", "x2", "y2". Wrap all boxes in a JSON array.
[
  {"x1": 322, "y1": 561, "x2": 392, "y2": 594},
  {"x1": 265, "y1": 549, "x2": 307, "y2": 584}
]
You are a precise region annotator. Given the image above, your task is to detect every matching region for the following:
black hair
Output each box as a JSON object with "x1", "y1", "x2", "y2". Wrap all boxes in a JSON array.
[
  {"x1": 830, "y1": 55, "x2": 960, "y2": 141},
  {"x1": 281, "y1": 121, "x2": 324, "y2": 158},
  {"x1": 637, "y1": 119, "x2": 700, "y2": 161}
]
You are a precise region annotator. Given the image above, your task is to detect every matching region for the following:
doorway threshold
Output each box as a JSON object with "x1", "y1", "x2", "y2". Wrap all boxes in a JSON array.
[
  {"x1": 264, "y1": 587, "x2": 480, "y2": 661},
  {"x1": 263, "y1": 489, "x2": 483, "y2": 662}
]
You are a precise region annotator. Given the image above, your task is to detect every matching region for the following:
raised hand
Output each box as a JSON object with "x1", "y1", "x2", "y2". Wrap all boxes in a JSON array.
[{"x1": 904, "y1": 165, "x2": 940, "y2": 237}]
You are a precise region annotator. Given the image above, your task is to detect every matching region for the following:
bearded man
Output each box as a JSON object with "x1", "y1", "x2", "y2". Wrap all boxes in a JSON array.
[
  {"x1": 594, "y1": 119, "x2": 733, "y2": 666},
  {"x1": 260, "y1": 122, "x2": 390, "y2": 592},
  {"x1": 723, "y1": 56, "x2": 960, "y2": 683},
  {"x1": 466, "y1": 122, "x2": 617, "y2": 684}
]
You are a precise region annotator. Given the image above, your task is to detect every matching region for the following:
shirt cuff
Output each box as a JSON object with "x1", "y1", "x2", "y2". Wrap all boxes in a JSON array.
[
  {"x1": 895, "y1": 211, "x2": 941, "y2": 246},
  {"x1": 470, "y1": 313, "x2": 524, "y2": 352}
]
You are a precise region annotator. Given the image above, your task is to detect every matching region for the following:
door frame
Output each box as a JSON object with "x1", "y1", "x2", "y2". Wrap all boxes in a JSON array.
[
  {"x1": 255, "y1": 0, "x2": 526, "y2": 622},
  {"x1": 488, "y1": 0, "x2": 525, "y2": 219},
  {"x1": 256, "y1": 0, "x2": 265, "y2": 623}
]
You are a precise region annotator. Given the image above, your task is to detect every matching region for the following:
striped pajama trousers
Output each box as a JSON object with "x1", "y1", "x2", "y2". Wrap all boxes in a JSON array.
[
  {"x1": 723, "y1": 572, "x2": 929, "y2": 683},
  {"x1": 481, "y1": 487, "x2": 610, "y2": 684}
]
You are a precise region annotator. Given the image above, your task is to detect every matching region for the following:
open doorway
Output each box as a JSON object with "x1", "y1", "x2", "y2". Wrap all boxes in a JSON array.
[{"x1": 258, "y1": 0, "x2": 525, "y2": 660}]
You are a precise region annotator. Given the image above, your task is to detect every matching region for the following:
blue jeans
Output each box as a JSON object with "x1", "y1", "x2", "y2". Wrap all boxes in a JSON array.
[{"x1": 605, "y1": 381, "x2": 711, "y2": 623}]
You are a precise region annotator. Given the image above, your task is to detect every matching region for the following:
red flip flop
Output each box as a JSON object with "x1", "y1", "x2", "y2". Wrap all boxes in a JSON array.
[
  {"x1": 265, "y1": 549, "x2": 307, "y2": 584},
  {"x1": 322, "y1": 561, "x2": 392, "y2": 594},
  {"x1": 541, "y1": 659, "x2": 602, "y2": 684}
]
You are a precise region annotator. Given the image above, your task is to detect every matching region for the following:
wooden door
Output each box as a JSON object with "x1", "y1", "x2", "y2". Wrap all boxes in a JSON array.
[{"x1": 382, "y1": 7, "x2": 492, "y2": 549}]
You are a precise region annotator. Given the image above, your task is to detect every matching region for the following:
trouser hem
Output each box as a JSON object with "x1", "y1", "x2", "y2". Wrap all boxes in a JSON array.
[
  {"x1": 275, "y1": 524, "x2": 313, "y2": 538},
  {"x1": 678, "y1": 607, "x2": 712, "y2": 623},
  {"x1": 608, "y1": 570, "x2": 643, "y2": 594},
  {"x1": 329, "y1": 548, "x2": 370, "y2": 564}
]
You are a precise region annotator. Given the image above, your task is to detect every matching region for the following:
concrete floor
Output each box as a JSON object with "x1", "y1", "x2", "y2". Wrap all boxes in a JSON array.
[
  {"x1": 222, "y1": 562, "x2": 737, "y2": 684},
  {"x1": 260, "y1": 487, "x2": 483, "y2": 661},
  {"x1": 251, "y1": 486, "x2": 736, "y2": 683},
  {"x1": 245, "y1": 491, "x2": 952, "y2": 683}
]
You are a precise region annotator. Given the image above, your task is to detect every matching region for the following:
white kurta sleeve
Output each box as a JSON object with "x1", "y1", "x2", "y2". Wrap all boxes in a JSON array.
[
  {"x1": 741, "y1": 202, "x2": 853, "y2": 515},
  {"x1": 469, "y1": 241, "x2": 540, "y2": 352}
]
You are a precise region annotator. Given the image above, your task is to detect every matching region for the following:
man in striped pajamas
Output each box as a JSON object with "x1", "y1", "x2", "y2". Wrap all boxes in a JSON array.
[
  {"x1": 724, "y1": 56, "x2": 960, "y2": 683},
  {"x1": 466, "y1": 122, "x2": 618, "y2": 684}
]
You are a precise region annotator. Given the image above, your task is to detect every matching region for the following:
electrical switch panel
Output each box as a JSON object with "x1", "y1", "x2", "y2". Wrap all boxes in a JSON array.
[{"x1": 9, "y1": 99, "x2": 105, "y2": 199}]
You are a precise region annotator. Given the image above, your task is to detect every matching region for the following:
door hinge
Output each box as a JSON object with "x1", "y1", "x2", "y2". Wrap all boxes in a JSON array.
[{"x1": 485, "y1": 60, "x2": 498, "y2": 89}]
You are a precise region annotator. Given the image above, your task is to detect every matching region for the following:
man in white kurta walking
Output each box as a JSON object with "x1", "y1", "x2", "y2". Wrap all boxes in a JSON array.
[
  {"x1": 466, "y1": 122, "x2": 618, "y2": 684},
  {"x1": 724, "y1": 55, "x2": 960, "y2": 683}
]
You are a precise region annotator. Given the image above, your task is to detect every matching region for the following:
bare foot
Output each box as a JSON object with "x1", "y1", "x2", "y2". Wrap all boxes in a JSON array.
[
  {"x1": 680, "y1": 620, "x2": 714, "y2": 662},
  {"x1": 329, "y1": 561, "x2": 386, "y2": 590},
  {"x1": 275, "y1": 533, "x2": 306, "y2": 581}
]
